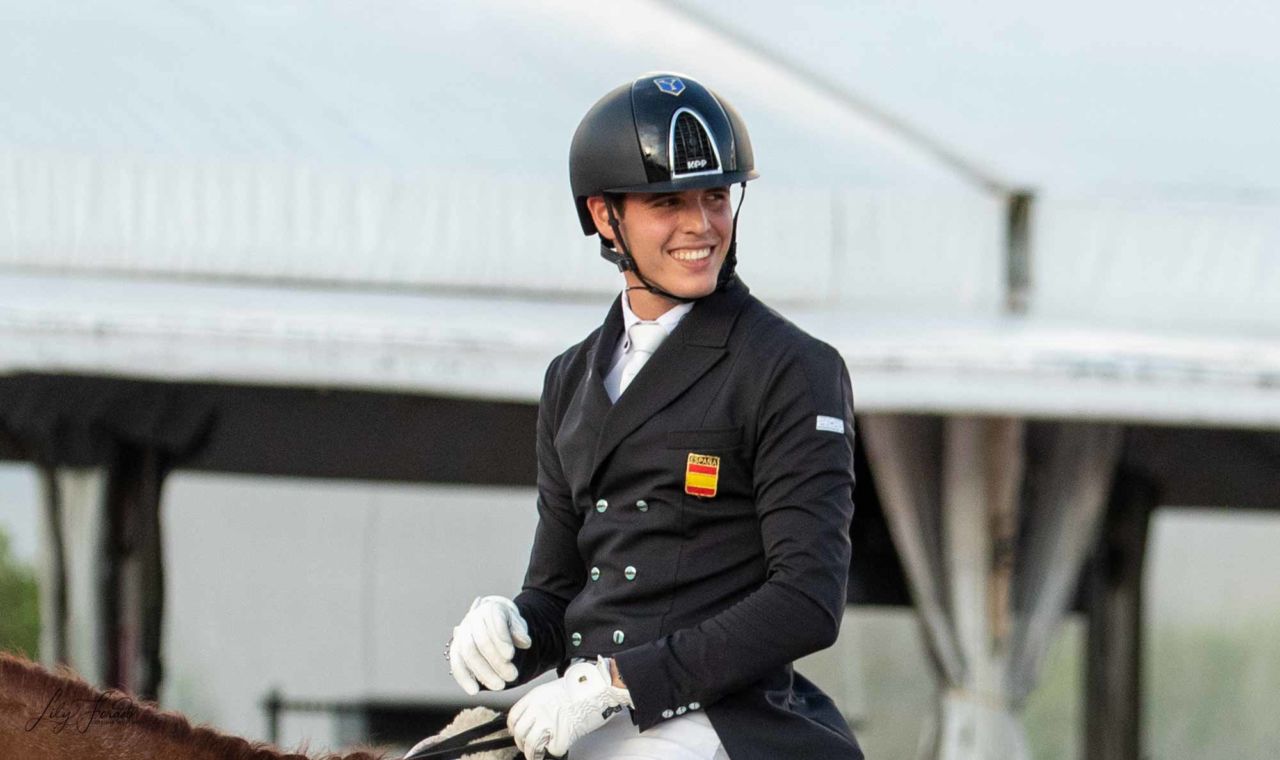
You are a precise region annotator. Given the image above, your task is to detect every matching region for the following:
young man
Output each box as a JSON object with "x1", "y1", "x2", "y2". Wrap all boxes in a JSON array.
[{"x1": 445, "y1": 73, "x2": 862, "y2": 760}]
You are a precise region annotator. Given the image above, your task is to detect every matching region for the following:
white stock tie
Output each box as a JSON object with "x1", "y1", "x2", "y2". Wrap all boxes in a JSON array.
[{"x1": 618, "y1": 322, "x2": 667, "y2": 395}]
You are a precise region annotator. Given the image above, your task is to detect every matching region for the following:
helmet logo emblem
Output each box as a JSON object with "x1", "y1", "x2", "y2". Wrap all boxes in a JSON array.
[{"x1": 653, "y1": 77, "x2": 686, "y2": 96}]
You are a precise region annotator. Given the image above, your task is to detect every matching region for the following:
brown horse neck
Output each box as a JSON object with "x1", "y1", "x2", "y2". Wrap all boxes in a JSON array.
[{"x1": 0, "y1": 652, "x2": 390, "y2": 760}]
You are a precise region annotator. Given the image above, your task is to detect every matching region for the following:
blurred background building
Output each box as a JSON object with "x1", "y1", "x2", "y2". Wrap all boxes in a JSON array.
[{"x1": 1, "y1": 1, "x2": 1278, "y2": 758}]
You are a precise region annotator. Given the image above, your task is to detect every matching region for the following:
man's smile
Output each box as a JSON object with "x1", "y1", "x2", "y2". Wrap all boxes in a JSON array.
[{"x1": 668, "y1": 246, "x2": 715, "y2": 262}]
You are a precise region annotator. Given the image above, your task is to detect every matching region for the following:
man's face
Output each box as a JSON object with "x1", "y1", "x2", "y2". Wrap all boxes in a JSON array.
[{"x1": 590, "y1": 187, "x2": 734, "y2": 301}]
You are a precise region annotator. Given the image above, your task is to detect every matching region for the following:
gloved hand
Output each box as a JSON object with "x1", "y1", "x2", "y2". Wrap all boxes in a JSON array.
[
  {"x1": 507, "y1": 657, "x2": 632, "y2": 760},
  {"x1": 448, "y1": 595, "x2": 532, "y2": 695}
]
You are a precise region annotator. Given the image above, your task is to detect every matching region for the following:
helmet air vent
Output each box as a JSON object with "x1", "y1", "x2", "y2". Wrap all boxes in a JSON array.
[{"x1": 669, "y1": 108, "x2": 723, "y2": 178}]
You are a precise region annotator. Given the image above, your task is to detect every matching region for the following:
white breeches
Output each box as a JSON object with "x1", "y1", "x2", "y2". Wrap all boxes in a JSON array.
[{"x1": 569, "y1": 710, "x2": 730, "y2": 760}]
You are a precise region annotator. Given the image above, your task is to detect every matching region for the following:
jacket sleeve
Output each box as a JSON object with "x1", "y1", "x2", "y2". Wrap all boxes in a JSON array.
[
  {"x1": 612, "y1": 339, "x2": 856, "y2": 728},
  {"x1": 509, "y1": 355, "x2": 586, "y2": 686}
]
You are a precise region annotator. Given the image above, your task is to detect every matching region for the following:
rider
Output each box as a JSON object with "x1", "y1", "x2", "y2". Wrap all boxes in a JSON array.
[{"x1": 446, "y1": 72, "x2": 862, "y2": 760}]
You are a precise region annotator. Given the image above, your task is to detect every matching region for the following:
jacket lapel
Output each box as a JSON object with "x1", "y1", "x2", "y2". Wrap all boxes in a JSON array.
[
  {"x1": 556, "y1": 295, "x2": 622, "y2": 492},
  {"x1": 589, "y1": 279, "x2": 752, "y2": 482},
  {"x1": 585, "y1": 295, "x2": 623, "y2": 416}
]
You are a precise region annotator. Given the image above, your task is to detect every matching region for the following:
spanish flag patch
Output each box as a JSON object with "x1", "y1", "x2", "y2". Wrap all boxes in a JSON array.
[{"x1": 685, "y1": 453, "x2": 720, "y2": 498}]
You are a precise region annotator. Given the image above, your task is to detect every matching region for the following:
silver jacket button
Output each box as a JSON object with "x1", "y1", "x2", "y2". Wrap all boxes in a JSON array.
[
  {"x1": 571, "y1": 632, "x2": 582, "y2": 647},
  {"x1": 590, "y1": 566, "x2": 601, "y2": 581},
  {"x1": 676, "y1": 706, "x2": 687, "y2": 715},
  {"x1": 662, "y1": 709, "x2": 674, "y2": 719},
  {"x1": 689, "y1": 701, "x2": 701, "y2": 710},
  {"x1": 624, "y1": 566, "x2": 637, "y2": 581},
  {"x1": 635, "y1": 499, "x2": 648, "y2": 512},
  {"x1": 595, "y1": 499, "x2": 608, "y2": 513},
  {"x1": 612, "y1": 630, "x2": 625, "y2": 644}
]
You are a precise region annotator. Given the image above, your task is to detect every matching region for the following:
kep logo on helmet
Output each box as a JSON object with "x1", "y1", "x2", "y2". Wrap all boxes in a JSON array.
[{"x1": 653, "y1": 76, "x2": 686, "y2": 96}]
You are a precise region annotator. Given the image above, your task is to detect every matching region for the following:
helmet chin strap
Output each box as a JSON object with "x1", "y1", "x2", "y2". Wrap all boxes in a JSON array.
[
  {"x1": 603, "y1": 199, "x2": 694, "y2": 305},
  {"x1": 602, "y1": 182, "x2": 748, "y2": 305}
]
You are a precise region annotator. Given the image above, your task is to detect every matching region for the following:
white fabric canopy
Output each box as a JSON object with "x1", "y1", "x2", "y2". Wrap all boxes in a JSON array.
[
  {"x1": 3, "y1": 0, "x2": 1278, "y2": 338},
  {"x1": 684, "y1": 0, "x2": 1280, "y2": 194},
  {"x1": 862, "y1": 415, "x2": 1123, "y2": 759}
]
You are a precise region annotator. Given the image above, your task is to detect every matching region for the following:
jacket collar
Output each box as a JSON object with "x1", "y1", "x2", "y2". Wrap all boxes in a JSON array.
[
  {"x1": 586, "y1": 278, "x2": 752, "y2": 482},
  {"x1": 588, "y1": 277, "x2": 750, "y2": 379}
]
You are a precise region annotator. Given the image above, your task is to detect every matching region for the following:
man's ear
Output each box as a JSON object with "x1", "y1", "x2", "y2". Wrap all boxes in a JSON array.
[{"x1": 585, "y1": 195, "x2": 617, "y2": 242}]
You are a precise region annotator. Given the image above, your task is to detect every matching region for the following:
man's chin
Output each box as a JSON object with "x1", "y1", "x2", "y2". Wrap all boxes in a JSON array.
[
  {"x1": 635, "y1": 265, "x2": 723, "y2": 301},
  {"x1": 661, "y1": 280, "x2": 717, "y2": 301}
]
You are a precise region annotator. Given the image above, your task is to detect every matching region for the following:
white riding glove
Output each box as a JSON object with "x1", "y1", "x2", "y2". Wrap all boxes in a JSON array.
[
  {"x1": 507, "y1": 656, "x2": 633, "y2": 760},
  {"x1": 448, "y1": 596, "x2": 532, "y2": 695}
]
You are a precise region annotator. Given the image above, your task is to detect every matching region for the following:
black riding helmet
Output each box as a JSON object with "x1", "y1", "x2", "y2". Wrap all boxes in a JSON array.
[{"x1": 569, "y1": 73, "x2": 759, "y2": 300}]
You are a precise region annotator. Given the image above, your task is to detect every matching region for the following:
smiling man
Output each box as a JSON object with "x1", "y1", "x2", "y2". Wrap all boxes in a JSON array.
[
  {"x1": 586, "y1": 186, "x2": 732, "y2": 317},
  {"x1": 443, "y1": 73, "x2": 862, "y2": 760}
]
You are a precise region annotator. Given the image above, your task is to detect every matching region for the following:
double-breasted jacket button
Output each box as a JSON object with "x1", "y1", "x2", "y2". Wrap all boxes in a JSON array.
[
  {"x1": 595, "y1": 499, "x2": 608, "y2": 513},
  {"x1": 624, "y1": 566, "x2": 637, "y2": 581},
  {"x1": 689, "y1": 701, "x2": 701, "y2": 710},
  {"x1": 676, "y1": 706, "x2": 687, "y2": 715},
  {"x1": 662, "y1": 709, "x2": 675, "y2": 719},
  {"x1": 612, "y1": 630, "x2": 625, "y2": 645},
  {"x1": 635, "y1": 499, "x2": 648, "y2": 512},
  {"x1": 571, "y1": 632, "x2": 582, "y2": 647},
  {"x1": 590, "y1": 567, "x2": 601, "y2": 581}
]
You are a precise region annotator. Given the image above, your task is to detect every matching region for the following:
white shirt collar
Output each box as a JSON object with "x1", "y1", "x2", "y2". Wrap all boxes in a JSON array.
[{"x1": 620, "y1": 289, "x2": 694, "y2": 340}]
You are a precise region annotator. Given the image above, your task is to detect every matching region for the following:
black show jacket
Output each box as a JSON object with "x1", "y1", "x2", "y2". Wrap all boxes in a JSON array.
[{"x1": 510, "y1": 279, "x2": 862, "y2": 760}]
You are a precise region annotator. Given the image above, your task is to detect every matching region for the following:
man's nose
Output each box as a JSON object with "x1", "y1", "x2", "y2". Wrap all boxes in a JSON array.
[{"x1": 679, "y1": 198, "x2": 712, "y2": 232}]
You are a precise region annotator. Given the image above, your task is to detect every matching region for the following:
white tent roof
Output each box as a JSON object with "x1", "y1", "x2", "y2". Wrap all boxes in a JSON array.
[
  {"x1": 684, "y1": 0, "x2": 1280, "y2": 194},
  {"x1": 0, "y1": 0, "x2": 967, "y2": 186},
  {"x1": 2, "y1": 0, "x2": 1277, "y2": 427}
]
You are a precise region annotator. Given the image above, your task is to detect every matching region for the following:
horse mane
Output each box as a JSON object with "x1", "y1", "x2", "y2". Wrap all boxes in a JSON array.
[{"x1": 0, "y1": 651, "x2": 389, "y2": 760}]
